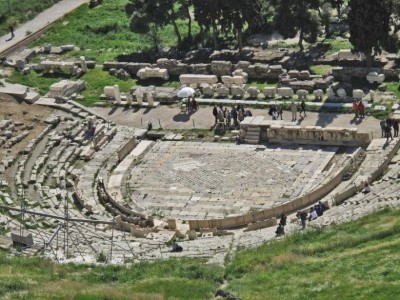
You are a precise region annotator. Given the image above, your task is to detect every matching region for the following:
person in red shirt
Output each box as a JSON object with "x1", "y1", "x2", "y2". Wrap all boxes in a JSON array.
[
  {"x1": 352, "y1": 101, "x2": 358, "y2": 118},
  {"x1": 357, "y1": 101, "x2": 365, "y2": 119}
]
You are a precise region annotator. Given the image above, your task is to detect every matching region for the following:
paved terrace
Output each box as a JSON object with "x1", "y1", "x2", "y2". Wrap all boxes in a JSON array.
[{"x1": 126, "y1": 141, "x2": 338, "y2": 219}]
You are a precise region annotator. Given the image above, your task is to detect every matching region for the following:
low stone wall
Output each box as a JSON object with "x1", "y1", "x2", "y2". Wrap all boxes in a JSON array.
[
  {"x1": 240, "y1": 118, "x2": 372, "y2": 147},
  {"x1": 264, "y1": 125, "x2": 372, "y2": 146},
  {"x1": 117, "y1": 136, "x2": 137, "y2": 162},
  {"x1": 98, "y1": 179, "x2": 146, "y2": 219},
  {"x1": 331, "y1": 66, "x2": 400, "y2": 81},
  {"x1": 103, "y1": 59, "x2": 286, "y2": 81}
]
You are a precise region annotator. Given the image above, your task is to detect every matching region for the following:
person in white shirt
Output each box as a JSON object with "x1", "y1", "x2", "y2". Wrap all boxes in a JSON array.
[{"x1": 362, "y1": 183, "x2": 371, "y2": 194}]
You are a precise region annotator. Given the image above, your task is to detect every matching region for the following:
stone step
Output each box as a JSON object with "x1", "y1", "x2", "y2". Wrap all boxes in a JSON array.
[
  {"x1": 24, "y1": 92, "x2": 40, "y2": 103},
  {"x1": 245, "y1": 139, "x2": 259, "y2": 144}
]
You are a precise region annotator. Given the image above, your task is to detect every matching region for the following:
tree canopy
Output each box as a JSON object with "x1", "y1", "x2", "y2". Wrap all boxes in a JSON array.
[{"x1": 348, "y1": 0, "x2": 392, "y2": 65}]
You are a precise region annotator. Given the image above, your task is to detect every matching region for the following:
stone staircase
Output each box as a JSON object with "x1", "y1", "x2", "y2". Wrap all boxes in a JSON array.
[{"x1": 244, "y1": 126, "x2": 260, "y2": 144}]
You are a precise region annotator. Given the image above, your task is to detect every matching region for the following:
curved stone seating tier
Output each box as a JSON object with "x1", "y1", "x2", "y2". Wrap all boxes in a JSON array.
[
  {"x1": 75, "y1": 126, "x2": 144, "y2": 218},
  {"x1": 331, "y1": 138, "x2": 400, "y2": 205},
  {"x1": 5, "y1": 138, "x2": 399, "y2": 264},
  {"x1": 107, "y1": 140, "x2": 154, "y2": 214}
]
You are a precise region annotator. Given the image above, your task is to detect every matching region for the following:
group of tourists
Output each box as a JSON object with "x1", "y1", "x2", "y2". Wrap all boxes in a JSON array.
[
  {"x1": 352, "y1": 100, "x2": 366, "y2": 119},
  {"x1": 292, "y1": 201, "x2": 328, "y2": 231},
  {"x1": 268, "y1": 100, "x2": 306, "y2": 122},
  {"x1": 212, "y1": 104, "x2": 252, "y2": 129},
  {"x1": 380, "y1": 118, "x2": 399, "y2": 142},
  {"x1": 268, "y1": 105, "x2": 283, "y2": 120}
]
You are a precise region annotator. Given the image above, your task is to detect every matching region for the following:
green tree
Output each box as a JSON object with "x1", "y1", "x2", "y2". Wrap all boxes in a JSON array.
[
  {"x1": 348, "y1": 0, "x2": 392, "y2": 66},
  {"x1": 193, "y1": 0, "x2": 222, "y2": 49},
  {"x1": 318, "y1": 2, "x2": 333, "y2": 38},
  {"x1": 328, "y1": 0, "x2": 344, "y2": 20},
  {"x1": 219, "y1": 0, "x2": 263, "y2": 51},
  {"x1": 274, "y1": 0, "x2": 320, "y2": 51},
  {"x1": 125, "y1": 0, "x2": 184, "y2": 48}
]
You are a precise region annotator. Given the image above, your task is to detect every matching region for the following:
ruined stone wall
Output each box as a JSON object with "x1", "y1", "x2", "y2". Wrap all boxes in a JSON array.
[{"x1": 103, "y1": 59, "x2": 287, "y2": 81}]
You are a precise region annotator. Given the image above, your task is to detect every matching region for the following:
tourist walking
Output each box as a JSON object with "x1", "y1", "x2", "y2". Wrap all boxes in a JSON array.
[
  {"x1": 352, "y1": 100, "x2": 358, "y2": 118},
  {"x1": 297, "y1": 211, "x2": 308, "y2": 229},
  {"x1": 277, "y1": 105, "x2": 283, "y2": 120},
  {"x1": 275, "y1": 224, "x2": 285, "y2": 236},
  {"x1": 380, "y1": 120, "x2": 387, "y2": 138},
  {"x1": 357, "y1": 101, "x2": 365, "y2": 119},
  {"x1": 393, "y1": 119, "x2": 399, "y2": 137},
  {"x1": 279, "y1": 213, "x2": 287, "y2": 226},
  {"x1": 386, "y1": 122, "x2": 393, "y2": 142},
  {"x1": 299, "y1": 100, "x2": 306, "y2": 117},
  {"x1": 231, "y1": 107, "x2": 238, "y2": 127},
  {"x1": 212, "y1": 106, "x2": 218, "y2": 124},
  {"x1": 290, "y1": 101, "x2": 297, "y2": 121},
  {"x1": 9, "y1": 25, "x2": 15, "y2": 40}
]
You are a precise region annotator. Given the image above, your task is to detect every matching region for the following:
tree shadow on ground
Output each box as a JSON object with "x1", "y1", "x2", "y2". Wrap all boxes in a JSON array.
[
  {"x1": 315, "y1": 112, "x2": 340, "y2": 127},
  {"x1": 172, "y1": 109, "x2": 198, "y2": 122}
]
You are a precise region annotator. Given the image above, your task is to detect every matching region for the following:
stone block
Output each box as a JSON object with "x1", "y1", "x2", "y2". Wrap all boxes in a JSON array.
[
  {"x1": 187, "y1": 230, "x2": 197, "y2": 240},
  {"x1": 137, "y1": 67, "x2": 169, "y2": 80},
  {"x1": 216, "y1": 85, "x2": 229, "y2": 97},
  {"x1": 211, "y1": 60, "x2": 233, "y2": 76},
  {"x1": 167, "y1": 219, "x2": 177, "y2": 230},
  {"x1": 336, "y1": 88, "x2": 347, "y2": 99},
  {"x1": 230, "y1": 85, "x2": 245, "y2": 97},
  {"x1": 11, "y1": 231, "x2": 33, "y2": 247},
  {"x1": 179, "y1": 74, "x2": 218, "y2": 86},
  {"x1": 288, "y1": 70, "x2": 300, "y2": 78},
  {"x1": 232, "y1": 69, "x2": 248, "y2": 82},
  {"x1": 263, "y1": 87, "x2": 276, "y2": 98},
  {"x1": 247, "y1": 86, "x2": 260, "y2": 98},
  {"x1": 352, "y1": 89, "x2": 365, "y2": 99},
  {"x1": 366, "y1": 72, "x2": 385, "y2": 84},
  {"x1": 296, "y1": 89, "x2": 308, "y2": 99},
  {"x1": 299, "y1": 70, "x2": 311, "y2": 80},
  {"x1": 313, "y1": 89, "x2": 324, "y2": 100},
  {"x1": 221, "y1": 75, "x2": 246, "y2": 86},
  {"x1": 277, "y1": 87, "x2": 294, "y2": 98}
]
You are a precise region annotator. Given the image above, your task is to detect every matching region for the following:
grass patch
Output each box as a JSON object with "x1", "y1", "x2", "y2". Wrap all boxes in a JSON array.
[
  {"x1": 0, "y1": 256, "x2": 223, "y2": 300},
  {"x1": 385, "y1": 81, "x2": 400, "y2": 99},
  {"x1": 225, "y1": 208, "x2": 400, "y2": 300},
  {"x1": 1, "y1": 208, "x2": 400, "y2": 299},
  {"x1": 310, "y1": 65, "x2": 333, "y2": 76},
  {"x1": 6, "y1": 68, "x2": 138, "y2": 107},
  {"x1": 325, "y1": 38, "x2": 352, "y2": 55},
  {"x1": 30, "y1": 0, "x2": 200, "y2": 63},
  {"x1": 247, "y1": 79, "x2": 278, "y2": 91}
]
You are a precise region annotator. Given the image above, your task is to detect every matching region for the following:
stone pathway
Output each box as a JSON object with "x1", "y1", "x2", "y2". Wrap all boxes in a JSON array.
[
  {"x1": 0, "y1": 0, "x2": 89, "y2": 56},
  {"x1": 91, "y1": 106, "x2": 383, "y2": 137}
]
